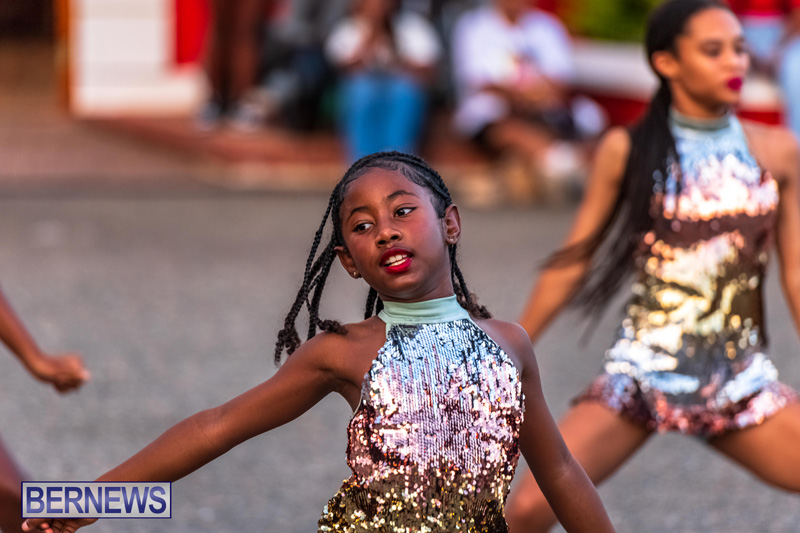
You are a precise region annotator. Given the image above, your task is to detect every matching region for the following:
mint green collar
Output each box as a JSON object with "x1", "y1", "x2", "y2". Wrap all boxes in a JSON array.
[
  {"x1": 669, "y1": 107, "x2": 731, "y2": 132},
  {"x1": 378, "y1": 295, "x2": 469, "y2": 326}
]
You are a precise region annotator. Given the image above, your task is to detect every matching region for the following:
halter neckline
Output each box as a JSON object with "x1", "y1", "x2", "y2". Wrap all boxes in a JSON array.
[
  {"x1": 379, "y1": 295, "x2": 469, "y2": 325},
  {"x1": 669, "y1": 107, "x2": 732, "y2": 132}
]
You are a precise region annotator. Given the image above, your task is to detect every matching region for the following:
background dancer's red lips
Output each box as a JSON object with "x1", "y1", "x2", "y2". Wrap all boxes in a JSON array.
[{"x1": 727, "y1": 77, "x2": 743, "y2": 91}]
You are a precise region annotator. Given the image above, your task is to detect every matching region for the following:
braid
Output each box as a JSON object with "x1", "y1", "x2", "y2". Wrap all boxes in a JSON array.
[
  {"x1": 274, "y1": 191, "x2": 343, "y2": 364},
  {"x1": 450, "y1": 246, "x2": 492, "y2": 319},
  {"x1": 275, "y1": 150, "x2": 492, "y2": 364},
  {"x1": 365, "y1": 287, "x2": 380, "y2": 319},
  {"x1": 308, "y1": 243, "x2": 346, "y2": 336},
  {"x1": 306, "y1": 242, "x2": 333, "y2": 338}
]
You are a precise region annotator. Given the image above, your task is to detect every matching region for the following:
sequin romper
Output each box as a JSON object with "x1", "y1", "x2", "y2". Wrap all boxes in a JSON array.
[
  {"x1": 579, "y1": 110, "x2": 797, "y2": 437},
  {"x1": 318, "y1": 296, "x2": 525, "y2": 532}
]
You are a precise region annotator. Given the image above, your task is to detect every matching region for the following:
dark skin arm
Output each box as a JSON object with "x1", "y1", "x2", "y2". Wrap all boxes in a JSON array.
[
  {"x1": 478, "y1": 319, "x2": 615, "y2": 532},
  {"x1": 22, "y1": 329, "x2": 363, "y2": 533},
  {"x1": 518, "y1": 127, "x2": 629, "y2": 341},
  {"x1": 773, "y1": 135, "x2": 800, "y2": 336},
  {"x1": 0, "y1": 285, "x2": 88, "y2": 392},
  {"x1": 744, "y1": 122, "x2": 800, "y2": 337}
]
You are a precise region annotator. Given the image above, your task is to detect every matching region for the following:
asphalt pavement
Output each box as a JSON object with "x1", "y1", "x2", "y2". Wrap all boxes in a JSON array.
[
  {"x1": 1, "y1": 194, "x2": 799, "y2": 533},
  {"x1": 1, "y1": 38, "x2": 798, "y2": 533}
]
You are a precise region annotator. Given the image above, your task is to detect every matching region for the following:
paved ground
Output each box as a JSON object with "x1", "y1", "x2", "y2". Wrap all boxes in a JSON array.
[
  {"x1": 1, "y1": 38, "x2": 799, "y2": 533},
  {"x1": 1, "y1": 196, "x2": 799, "y2": 533}
]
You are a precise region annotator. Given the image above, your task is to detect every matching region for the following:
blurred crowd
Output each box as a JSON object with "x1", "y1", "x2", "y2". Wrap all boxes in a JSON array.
[{"x1": 195, "y1": 0, "x2": 800, "y2": 203}]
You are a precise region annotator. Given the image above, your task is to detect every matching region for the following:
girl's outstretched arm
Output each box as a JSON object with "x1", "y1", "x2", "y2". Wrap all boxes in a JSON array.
[
  {"x1": 23, "y1": 332, "x2": 344, "y2": 533},
  {"x1": 0, "y1": 285, "x2": 88, "y2": 392},
  {"x1": 518, "y1": 128, "x2": 629, "y2": 342},
  {"x1": 500, "y1": 322, "x2": 614, "y2": 532},
  {"x1": 771, "y1": 130, "x2": 800, "y2": 337}
]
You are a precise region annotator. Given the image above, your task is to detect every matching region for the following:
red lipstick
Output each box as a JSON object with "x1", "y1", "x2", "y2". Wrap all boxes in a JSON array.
[
  {"x1": 727, "y1": 77, "x2": 743, "y2": 91},
  {"x1": 380, "y1": 248, "x2": 413, "y2": 274}
]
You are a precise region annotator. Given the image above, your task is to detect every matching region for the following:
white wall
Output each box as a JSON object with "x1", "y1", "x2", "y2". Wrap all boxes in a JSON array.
[{"x1": 70, "y1": 0, "x2": 204, "y2": 117}]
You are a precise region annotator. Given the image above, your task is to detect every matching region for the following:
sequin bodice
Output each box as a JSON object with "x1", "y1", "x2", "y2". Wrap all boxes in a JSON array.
[
  {"x1": 319, "y1": 297, "x2": 524, "y2": 532},
  {"x1": 605, "y1": 112, "x2": 781, "y2": 411}
]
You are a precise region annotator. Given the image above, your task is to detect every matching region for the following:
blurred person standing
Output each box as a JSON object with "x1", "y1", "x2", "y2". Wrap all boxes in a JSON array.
[
  {"x1": 196, "y1": 0, "x2": 274, "y2": 131},
  {"x1": 254, "y1": 0, "x2": 349, "y2": 131},
  {"x1": 729, "y1": 0, "x2": 800, "y2": 138},
  {"x1": 451, "y1": 0, "x2": 606, "y2": 203},
  {"x1": 506, "y1": 1, "x2": 800, "y2": 530},
  {"x1": 326, "y1": 0, "x2": 442, "y2": 162}
]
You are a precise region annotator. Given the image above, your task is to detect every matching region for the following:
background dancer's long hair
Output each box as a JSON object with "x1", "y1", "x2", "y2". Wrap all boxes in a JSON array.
[{"x1": 548, "y1": 0, "x2": 729, "y2": 320}]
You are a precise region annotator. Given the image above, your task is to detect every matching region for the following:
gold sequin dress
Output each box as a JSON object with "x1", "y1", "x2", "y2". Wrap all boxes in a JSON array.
[
  {"x1": 579, "y1": 111, "x2": 797, "y2": 437},
  {"x1": 319, "y1": 296, "x2": 525, "y2": 532}
]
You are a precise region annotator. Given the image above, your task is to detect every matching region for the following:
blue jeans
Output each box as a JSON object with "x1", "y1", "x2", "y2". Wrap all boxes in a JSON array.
[
  {"x1": 779, "y1": 37, "x2": 800, "y2": 139},
  {"x1": 339, "y1": 72, "x2": 428, "y2": 162}
]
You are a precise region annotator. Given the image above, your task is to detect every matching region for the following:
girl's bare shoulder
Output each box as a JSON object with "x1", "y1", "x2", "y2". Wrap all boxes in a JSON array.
[
  {"x1": 295, "y1": 316, "x2": 385, "y2": 377},
  {"x1": 591, "y1": 126, "x2": 631, "y2": 186},
  {"x1": 741, "y1": 119, "x2": 797, "y2": 149},
  {"x1": 472, "y1": 317, "x2": 536, "y2": 372},
  {"x1": 600, "y1": 125, "x2": 632, "y2": 154},
  {"x1": 302, "y1": 316, "x2": 386, "y2": 360},
  {"x1": 741, "y1": 120, "x2": 800, "y2": 183}
]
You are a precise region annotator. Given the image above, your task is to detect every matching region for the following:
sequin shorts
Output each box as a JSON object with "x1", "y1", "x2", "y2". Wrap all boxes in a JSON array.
[{"x1": 574, "y1": 372, "x2": 798, "y2": 438}]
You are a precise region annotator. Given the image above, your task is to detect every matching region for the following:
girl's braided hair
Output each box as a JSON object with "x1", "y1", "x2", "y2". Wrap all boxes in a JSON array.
[{"x1": 274, "y1": 151, "x2": 491, "y2": 364}]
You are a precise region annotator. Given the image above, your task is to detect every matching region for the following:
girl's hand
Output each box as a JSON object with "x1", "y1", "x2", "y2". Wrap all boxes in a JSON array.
[
  {"x1": 28, "y1": 352, "x2": 90, "y2": 393},
  {"x1": 22, "y1": 517, "x2": 96, "y2": 533}
]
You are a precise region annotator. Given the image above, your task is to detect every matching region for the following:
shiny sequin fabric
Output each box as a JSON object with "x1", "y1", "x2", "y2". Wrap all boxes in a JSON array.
[
  {"x1": 579, "y1": 111, "x2": 797, "y2": 437},
  {"x1": 319, "y1": 296, "x2": 524, "y2": 532}
]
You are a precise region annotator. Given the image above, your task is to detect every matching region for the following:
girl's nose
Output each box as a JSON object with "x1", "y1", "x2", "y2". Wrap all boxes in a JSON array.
[{"x1": 376, "y1": 225, "x2": 401, "y2": 246}]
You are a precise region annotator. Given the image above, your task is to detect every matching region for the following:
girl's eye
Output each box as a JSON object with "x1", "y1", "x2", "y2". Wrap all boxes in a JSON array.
[
  {"x1": 353, "y1": 222, "x2": 373, "y2": 232},
  {"x1": 396, "y1": 206, "x2": 415, "y2": 217},
  {"x1": 702, "y1": 46, "x2": 721, "y2": 58}
]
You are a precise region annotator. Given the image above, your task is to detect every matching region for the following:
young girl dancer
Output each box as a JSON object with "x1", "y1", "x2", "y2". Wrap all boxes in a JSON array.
[
  {"x1": 0, "y1": 286, "x2": 88, "y2": 533},
  {"x1": 23, "y1": 152, "x2": 614, "y2": 533},
  {"x1": 505, "y1": 1, "x2": 800, "y2": 531}
]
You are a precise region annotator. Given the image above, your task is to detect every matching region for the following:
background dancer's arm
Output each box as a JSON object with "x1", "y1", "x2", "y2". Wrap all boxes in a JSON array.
[
  {"x1": 518, "y1": 128, "x2": 629, "y2": 342},
  {"x1": 772, "y1": 131, "x2": 800, "y2": 337}
]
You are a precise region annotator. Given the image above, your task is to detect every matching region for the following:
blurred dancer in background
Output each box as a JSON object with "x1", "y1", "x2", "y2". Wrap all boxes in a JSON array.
[{"x1": 506, "y1": 1, "x2": 800, "y2": 530}]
